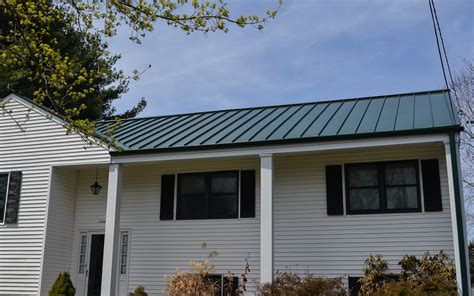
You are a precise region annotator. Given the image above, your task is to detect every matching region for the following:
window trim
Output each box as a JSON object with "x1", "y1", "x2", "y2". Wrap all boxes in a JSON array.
[
  {"x1": 0, "y1": 172, "x2": 10, "y2": 225},
  {"x1": 345, "y1": 160, "x2": 422, "y2": 215},
  {"x1": 176, "y1": 170, "x2": 240, "y2": 220}
]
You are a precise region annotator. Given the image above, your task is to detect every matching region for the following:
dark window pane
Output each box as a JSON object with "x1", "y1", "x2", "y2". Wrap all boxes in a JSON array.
[
  {"x1": 178, "y1": 195, "x2": 206, "y2": 219},
  {"x1": 209, "y1": 194, "x2": 238, "y2": 219},
  {"x1": 0, "y1": 174, "x2": 8, "y2": 222},
  {"x1": 385, "y1": 162, "x2": 417, "y2": 185},
  {"x1": 387, "y1": 186, "x2": 418, "y2": 209},
  {"x1": 349, "y1": 188, "x2": 380, "y2": 211},
  {"x1": 348, "y1": 165, "x2": 378, "y2": 187},
  {"x1": 179, "y1": 174, "x2": 205, "y2": 194},
  {"x1": 211, "y1": 174, "x2": 237, "y2": 194}
]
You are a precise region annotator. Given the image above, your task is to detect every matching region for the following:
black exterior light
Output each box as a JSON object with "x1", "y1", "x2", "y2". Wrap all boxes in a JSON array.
[{"x1": 90, "y1": 165, "x2": 102, "y2": 196}]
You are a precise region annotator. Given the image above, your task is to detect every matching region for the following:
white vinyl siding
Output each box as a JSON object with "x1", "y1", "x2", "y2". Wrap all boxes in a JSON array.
[
  {"x1": 273, "y1": 144, "x2": 454, "y2": 277},
  {"x1": 0, "y1": 96, "x2": 110, "y2": 295},
  {"x1": 70, "y1": 158, "x2": 261, "y2": 295}
]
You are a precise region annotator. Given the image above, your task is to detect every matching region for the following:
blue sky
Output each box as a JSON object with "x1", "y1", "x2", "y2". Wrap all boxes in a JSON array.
[{"x1": 108, "y1": 0, "x2": 473, "y2": 117}]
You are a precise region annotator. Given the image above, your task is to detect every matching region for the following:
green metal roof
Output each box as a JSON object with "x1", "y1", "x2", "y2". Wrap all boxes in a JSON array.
[{"x1": 96, "y1": 89, "x2": 462, "y2": 154}]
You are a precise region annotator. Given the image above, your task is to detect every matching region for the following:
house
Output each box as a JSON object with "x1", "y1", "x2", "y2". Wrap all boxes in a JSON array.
[{"x1": 0, "y1": 89, "x2": 470, "y2": 296}]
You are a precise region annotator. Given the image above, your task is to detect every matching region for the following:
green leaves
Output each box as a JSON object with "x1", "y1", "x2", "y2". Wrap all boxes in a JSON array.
[{"x1": 0, "y1": 0, "x2": 281, "y2": 147}]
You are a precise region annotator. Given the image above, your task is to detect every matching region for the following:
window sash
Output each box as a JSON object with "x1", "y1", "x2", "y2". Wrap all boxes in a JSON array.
[
  {"x1": 177, "y1": 171, "x2": 239, "y2": 220},
  {"x1": 345, "y1": 160, "x2": 421, "y2": 214}
]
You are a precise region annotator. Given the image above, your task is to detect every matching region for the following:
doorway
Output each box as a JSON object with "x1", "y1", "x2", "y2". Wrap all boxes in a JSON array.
[{"x1": 87, "y1": 234, "x2": 104, "y2": 296}]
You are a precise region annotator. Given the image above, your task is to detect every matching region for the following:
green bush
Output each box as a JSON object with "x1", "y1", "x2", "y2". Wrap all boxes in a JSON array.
[
  {"x1": 258, "y1": 272, "x2": 348, "y2": 296},
  {"x1": 128, "y1": 286, "x2": 148, "y2": 296},
  {"x1": 49, "y1": 272, "x2": 75, "y2": 296},
  {"x1": 359, "y1": 251, "x2": 457, "y2": 296}
]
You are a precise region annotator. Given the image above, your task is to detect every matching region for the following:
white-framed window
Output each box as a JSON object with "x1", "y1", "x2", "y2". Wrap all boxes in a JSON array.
[
  {"x1": 0, "y1": 173, "x2": 10, "y2": 224},
  {"x1": 177, "y1": 171, "x2": 239, "y2": 220},
  {"x1": 78, "y1": 234, "x2": 87, "y2": 274},
  {"x1": 120, "y1": 231, "x2": 129, "y2": 275}
]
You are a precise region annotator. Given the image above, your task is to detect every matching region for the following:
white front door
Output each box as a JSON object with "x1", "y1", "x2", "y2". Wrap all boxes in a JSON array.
[
  {"x1": 75, "y1": 232, "x2": 105, "y2": 296},
  {"x1": 75, "y1": 231, "x2": 130, "y2": 296}
]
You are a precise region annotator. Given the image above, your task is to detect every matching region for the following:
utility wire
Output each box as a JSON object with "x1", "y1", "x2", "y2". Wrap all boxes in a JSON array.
[{"x1": 429, "y1": 0, "x2": 462, "y2": 114}]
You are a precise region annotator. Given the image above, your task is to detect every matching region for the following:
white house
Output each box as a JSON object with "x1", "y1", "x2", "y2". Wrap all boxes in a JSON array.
[{"x1": 0, "y1": 90, "x2": 470, "y2": 296}]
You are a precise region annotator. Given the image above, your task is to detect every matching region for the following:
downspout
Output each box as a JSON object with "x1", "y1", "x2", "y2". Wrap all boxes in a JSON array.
[{"x1": 448, "y1": 131, "x2": 470, "y2": 295}]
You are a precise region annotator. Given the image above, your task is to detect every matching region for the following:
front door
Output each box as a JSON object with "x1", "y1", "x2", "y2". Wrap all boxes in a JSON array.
[{"x1": 87, "y1": 234, "x2": 105, "y2": 296}]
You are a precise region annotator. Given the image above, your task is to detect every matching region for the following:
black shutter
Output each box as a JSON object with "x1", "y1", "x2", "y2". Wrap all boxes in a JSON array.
[
  {"x1": 326, "y1": 165, "x2": 344, "y2": 215},
  {"x1": 5, "y1": 171, "x2": 22, "y2": 224},
  {"x1": 240, "y1": 170, "x2": 256, "y2": 218},
  {"x1": 421, "y1": 159, "x2": 442, "y2": 212},
  {"x1": 160, "y1": 175, "x2": 175, "y2": 220}
]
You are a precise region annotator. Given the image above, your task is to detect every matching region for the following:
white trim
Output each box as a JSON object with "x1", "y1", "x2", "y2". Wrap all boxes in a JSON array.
[
  {"x1": 112, "y1": 134, "x2": 449, "y2": 164},
  {"x1": 260, "y1": 154, "x2": 273, "y2": 283},
  {"x1": 37, "y1": 166, "x2": 53, "y2": 295}
]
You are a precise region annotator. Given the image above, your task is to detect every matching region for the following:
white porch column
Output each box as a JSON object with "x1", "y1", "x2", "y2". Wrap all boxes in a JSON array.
[
  {"x1": 445, "y1": 136, "x2": 471, "y2": 296},
  {"x1": 101, "y1": 164, "x2": 123, "y2": 296},
  {"x1": 260, "y1": 154, "x2": 273, "y2": 283}
]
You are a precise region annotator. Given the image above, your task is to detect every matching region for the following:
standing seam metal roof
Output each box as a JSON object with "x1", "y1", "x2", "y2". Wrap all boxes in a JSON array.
[{"x1": 96, "y1": 89, "x2": 462, "y2": 153}]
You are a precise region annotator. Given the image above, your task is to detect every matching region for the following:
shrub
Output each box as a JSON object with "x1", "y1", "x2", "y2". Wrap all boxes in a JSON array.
[
  {"x1": 49, "y1": 272, "x2": 75, "y2": 296},
  {"x1": 358, "y1": 254, "x2": 389, "y2": 295},
  {"x1": 258, "y1": 272, "x2": 348, "y2": 296},
  {"x1": 128, "y1": 286, "x2": 148, "y2": 296},
  {"x1": 359, "y1": 251, "x2": 457, "y2": 296},
  {"x1": 373, "y1": 275, "x2": 457, "y2": 296}
]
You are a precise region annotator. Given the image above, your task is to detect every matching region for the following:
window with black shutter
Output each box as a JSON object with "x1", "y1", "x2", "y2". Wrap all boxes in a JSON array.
[
  {"x1": 163, "y1": 169, "x2": 256, "y2": 220},
  {"x1": 345, "y1": 160, "x2": 421, "y2": 214}
]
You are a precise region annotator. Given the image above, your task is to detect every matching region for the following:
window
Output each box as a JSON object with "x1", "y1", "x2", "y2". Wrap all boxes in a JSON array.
[
  {"x1": 177, "y1": 171, "x2": 238, "y2": 220},
  {"x1": 120, "y1": 232, "x2": 129, "y2": 274},
  {"x1": 207, "y1": 274, "x2": 239, "y2": 296},
  {"x1": 345, "y1": 160, "x2": 420, "y2": 214},
  {"x1": 78, "y1": 234, "x2": 87, "y2": 274},
  {"x1": 0, "y1": 173, "x2": 9, "y2": 224}
]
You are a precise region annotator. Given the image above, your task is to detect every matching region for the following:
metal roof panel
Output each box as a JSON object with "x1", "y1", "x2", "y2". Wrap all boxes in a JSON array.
[{"x1": 95, "y1": 89, "x2": 461, "y2": 153}]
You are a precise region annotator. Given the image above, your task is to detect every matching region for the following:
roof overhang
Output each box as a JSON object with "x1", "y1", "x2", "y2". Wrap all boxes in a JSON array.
[{"x1": 110, "y1": 132, "x2": 455, "y2": 164}]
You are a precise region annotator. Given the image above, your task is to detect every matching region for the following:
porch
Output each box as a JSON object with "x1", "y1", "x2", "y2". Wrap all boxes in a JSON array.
[{"x1": 40, "y1": 135, "x2": 465, "y2": 296}]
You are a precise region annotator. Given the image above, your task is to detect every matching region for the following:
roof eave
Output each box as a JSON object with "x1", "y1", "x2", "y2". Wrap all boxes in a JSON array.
[{"x1": 110, "y1": 125, "x2": 462, "y2": 156}]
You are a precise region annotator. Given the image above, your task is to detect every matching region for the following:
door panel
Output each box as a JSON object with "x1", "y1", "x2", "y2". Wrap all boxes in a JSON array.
[{"x1": 87, "y1": 234, "x2": 105, "y2": 296}]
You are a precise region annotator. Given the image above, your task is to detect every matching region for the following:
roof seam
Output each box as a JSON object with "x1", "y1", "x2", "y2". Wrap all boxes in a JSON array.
[
  {"x1": 198, "y1": 109, "x2": 252, "y2": 145},
  {"x1": 373, "y1": 96, "x2": 388, "y2": 132},
  {"x1": 354, "y1": 97, "x2": 372, "y2": 134},
  {"x1": 265, "y1": 104, "x2": 305, "y2": 140},
  {"x1": 392, "y1": 95, "x2": 401, "y2": 131},
  {"x1": 336, "y1": 99, "x2": 358, "y2": 135},
  {"x1": 282, "y1": 103, "x2": 317, "y2": 139},
  {"x1": 300, "y1": 103, "x2": 330, "y2": 138},
  {"x1": 317, "y1": 101, "x2": 345, "y2": 136}
]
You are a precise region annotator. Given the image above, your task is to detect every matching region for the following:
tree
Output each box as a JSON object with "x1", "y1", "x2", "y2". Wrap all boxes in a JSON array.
[
  {"x1": 0, "y1": 2, "x2": 146, "y2": 121},
  {"x1": 0, "y1": 0, "x2": 281, "y2": 140},
  {"x1": 451, "y1": 59, "x2": 474, "y2": 233}
]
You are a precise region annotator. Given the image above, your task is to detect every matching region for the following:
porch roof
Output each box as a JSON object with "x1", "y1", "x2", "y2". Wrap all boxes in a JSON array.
[{"x1": 97, "y1": 89, "x2": 462, "y2": 154}]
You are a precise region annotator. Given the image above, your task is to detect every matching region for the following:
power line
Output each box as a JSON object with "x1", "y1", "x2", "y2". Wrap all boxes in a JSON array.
[{"x1": 428, "y1": 0, "x2": 462, "y2": 113}]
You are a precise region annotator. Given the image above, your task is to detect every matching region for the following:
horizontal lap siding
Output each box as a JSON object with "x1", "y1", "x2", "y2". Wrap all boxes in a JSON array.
[
  {"x1": 273, "y1": 145, "x2": 454, "y2": 277},
  {"x1": 71, "y1": 158, "x2": 261, "y2": 295},
  {"x1": 0, "y1": 99, "x2": 109, "y2": 295},
  {"x1": 40, "y1": 168, "x2": 77, "y2": 296}
]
